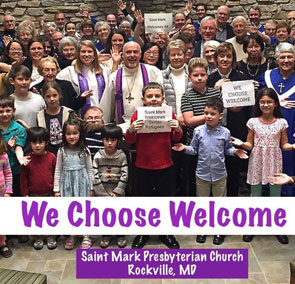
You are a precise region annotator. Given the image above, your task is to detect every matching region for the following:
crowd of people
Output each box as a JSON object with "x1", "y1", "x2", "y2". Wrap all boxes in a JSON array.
[{"x1": 0, "y1": 0, "x2": 295, "y2": 256}]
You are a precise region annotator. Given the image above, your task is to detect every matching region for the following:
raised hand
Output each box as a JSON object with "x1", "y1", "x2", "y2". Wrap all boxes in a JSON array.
[
  {"x1": 269, "y1": 173, "x2": 294, "y2": 185},
  {"x1": 235, "y1": 149, "x2": 248, "y2": 159},
  {"x1": 111, "y1": 46, "x2": 122, "y2": 64},
  {"x1": 117, "y1": 0, "x2": 126, "y2": 10},
  {"x1": 11, "y1": 56, "x2": 26, "y2": 68},
  {"x1": 184, "y1": 1, "x2": 193, "y2": 17},
  {"x1": 134, "y1": 10, "x2": 144, "y2": 24},
  {"x1": 80, "y1": 9, "x2": 90, "y2": 19},
  {"x1": 130, "y1": 2, "x2": 136, "y2": 12},
  {"x1": 130, "y1": 120, "x2": 144, "y2": 132},
  {"x1": 172, "y1": 143, "x2": 186, "y2": 152}
]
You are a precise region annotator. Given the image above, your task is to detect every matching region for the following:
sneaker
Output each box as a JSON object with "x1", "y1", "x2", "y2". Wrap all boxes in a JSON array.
[
  {"x1": 100, "y1": 236, "x2": 111, "y2": 249},
  {"x1": 18, "y1": 235, "x2": 29, "y2": 243},
  {"x1": 0, "y1": 246, "x2": 12, "y2": 258},
  {"x1": 80, "y1": 236, "x2": 92, "y2": 249},
  {"x1": 116, "y1": 237, "x2": 127, "y2": 248},
  {"x1": 33, "y1": 239, "x2": 44, "y2": 250},
  {"x1": 46, "y1": 237, "x2": 57, "y2": 250},
  {"x1": 64, "y1": 236, "x2": 75, "y2": 250}
]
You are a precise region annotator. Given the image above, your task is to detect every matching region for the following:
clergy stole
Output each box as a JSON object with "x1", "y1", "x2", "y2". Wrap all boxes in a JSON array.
[
  {"x1": 78, "y1": 69, "x2": 105, "y2": 115},
  {"x1": 115, "y1": 64, "x2": 149, "y2": 123}
]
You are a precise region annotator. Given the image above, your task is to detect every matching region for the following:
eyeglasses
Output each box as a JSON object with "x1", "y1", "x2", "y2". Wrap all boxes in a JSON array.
[
  {"x1": 10, "y1": 48, "x2": 22, "y2": 52},
  {"x1": 145, "y1": 50, "x2": 159, "y2": 56}
]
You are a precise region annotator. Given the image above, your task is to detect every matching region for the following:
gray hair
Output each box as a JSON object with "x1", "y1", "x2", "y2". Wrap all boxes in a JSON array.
[
  {"x1": 58, "y1": 36, "x2": 78, "y2": 54},
  {"x1": 275, "y1": 42, "x2": 295, "y2": 58},
  {"x1": 43, "y1": 22, "x2": 57, "y2": 34},
  {"x1": 204, "y1": 40, "x2": 220, "y2": 50},
  {"x1": 95, "y1": 21, "x2": 110, "y2": 33},
  {"x1": 200, "y1": 16, "x2": 216, "y2": 28},
  {"x1": 16, "y1": 25, "x2": 33, "y2": 38},
  {"x1": 232, "y1": 16, "x2": 247, "y2": 26},
  {"x1": 122, "y1": 41, "x2": 141, "y2": 53},
  {"x1": 120, "y1": 20, "x2": 131, "y2": 28},
  {"x1": 217, "y1": 5, "x2": 230, "y2": 14}
]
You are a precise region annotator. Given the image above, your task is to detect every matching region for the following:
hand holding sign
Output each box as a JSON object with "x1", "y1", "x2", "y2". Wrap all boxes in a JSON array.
[
  {"x1": 130, "y1": 120, "x2": 144, "y2": 132},
  {"x1": 168, "y1": 119, "x2": 180, "y2": 132}
]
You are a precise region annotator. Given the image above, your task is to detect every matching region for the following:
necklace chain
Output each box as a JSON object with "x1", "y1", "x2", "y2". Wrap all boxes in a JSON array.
[{"x1": 246, "y1": 60, "x2": 261, "y2": 78}]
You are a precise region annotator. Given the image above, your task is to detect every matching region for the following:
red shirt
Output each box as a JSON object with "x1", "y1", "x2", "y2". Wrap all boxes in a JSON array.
[
  {"x1": 20, "y1": 152, "x2": 56, "y2": 196},
  {"x1": 125, "y1": 111, "x2": 183, "y2": 170}
]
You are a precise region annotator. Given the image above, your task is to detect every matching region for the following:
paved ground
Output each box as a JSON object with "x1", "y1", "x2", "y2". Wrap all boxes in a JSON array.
[{"x1": 0, "y1": 234, "x2": 292, "y2": 283}]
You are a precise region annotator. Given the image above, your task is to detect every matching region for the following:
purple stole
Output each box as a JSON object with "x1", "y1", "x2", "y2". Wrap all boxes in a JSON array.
[
  {"x1": 115, "y1": 64, "x2": 149, "y2": 123},
  {"x1": 78, "y1": 68, "x2": 105, "y2": 115}
]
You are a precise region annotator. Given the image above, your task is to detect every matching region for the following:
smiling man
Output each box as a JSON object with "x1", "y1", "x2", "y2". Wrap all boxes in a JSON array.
[
  {"x1": 0, "y1": 15, "x2": 16, "y2": 52},
  {"x1": 100, "y1": 41, "x2": 163, "y2": 123}
]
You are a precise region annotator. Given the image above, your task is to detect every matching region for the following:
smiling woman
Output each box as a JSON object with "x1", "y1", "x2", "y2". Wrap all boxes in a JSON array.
[{"x1": 56, "y1": 40, "x2": 111, "y2": 115}]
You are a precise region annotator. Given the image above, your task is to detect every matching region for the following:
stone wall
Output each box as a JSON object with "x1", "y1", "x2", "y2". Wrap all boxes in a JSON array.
[{"x1": 0, "y1": 0, "x2": 294, "y2": 31}]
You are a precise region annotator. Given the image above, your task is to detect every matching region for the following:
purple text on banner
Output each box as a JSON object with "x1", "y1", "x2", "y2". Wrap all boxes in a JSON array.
[{"x1": 76, "y1": 249, "x2": 248, "y2": 279}]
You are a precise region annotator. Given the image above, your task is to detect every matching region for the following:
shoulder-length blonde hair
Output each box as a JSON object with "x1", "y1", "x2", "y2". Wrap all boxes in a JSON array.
[{"x1": 74, "y1": 40, "x2": 102, "y2": 75}]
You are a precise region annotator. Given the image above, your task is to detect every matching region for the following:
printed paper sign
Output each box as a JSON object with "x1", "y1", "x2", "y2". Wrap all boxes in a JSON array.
[
  {"x1": 137, "y1": 106, "x2": 172, "y2": 133},
  {"x1": 222, "y1": 80, "x2": 255, "y2": 107},
  {"x1": 144, "y1": 13, "x2": 173, "y2": 34}
]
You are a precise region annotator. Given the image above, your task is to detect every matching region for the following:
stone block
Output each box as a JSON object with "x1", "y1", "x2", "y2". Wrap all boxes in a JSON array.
[
  {"x1": 240, "y1": 0, "x2": 257, "y2": 4},
  {"x1": 12, "y1": 8, "x2": 26, "y2": 16},
  {"x1": 27, "y1": 8, "x2": 43, "y2": 16},
  {"x1": 260, "y1": 4, "x2": 278, "y2": 12},
  {"x1": 282, "y1": 4, "x2": 295, "y2": 10},
  {"x1": 156, "y1": 5, "x2": 167, "y2": 10},
  {"x1": 46, "y1": 6, "x2": 79, "y2": 13},
  {"x1": 229, "y1": 6, "x2": 245, "y2": 13},
  {"x1": 18, "y1": 1, "x2": 40, "y2": 7},
  {"x1": 95, "y1": 2, "x2": 112, "y2": 8},
  {"x1": 41, "y1": 0, "x2": 59, "y2": 7},
  {"x1": 1, "y1": 2, "x2": 17, "y2": 9},
  {"x1": 226, "y1": 1, "x2": 240, "y2": 6}
]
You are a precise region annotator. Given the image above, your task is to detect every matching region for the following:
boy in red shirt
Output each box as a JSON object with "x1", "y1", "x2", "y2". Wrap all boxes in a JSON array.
[{"x1": 125, "y1": 82, "x2": 183, "y2": 249}]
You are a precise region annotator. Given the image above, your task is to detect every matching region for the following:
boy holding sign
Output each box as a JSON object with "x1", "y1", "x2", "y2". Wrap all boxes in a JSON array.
[{"x1": 125, "y1": 82, "x2": 182, "y2": 249}]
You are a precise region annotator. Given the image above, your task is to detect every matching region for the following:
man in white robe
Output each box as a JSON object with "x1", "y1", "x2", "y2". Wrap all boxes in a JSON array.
[{"x1": 100, "y1": 41, "x2": 163, "y2": 123}]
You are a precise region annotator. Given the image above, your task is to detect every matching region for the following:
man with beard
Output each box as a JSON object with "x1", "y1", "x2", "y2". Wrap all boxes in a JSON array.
[
  {"x1": 100, "y1": 41, "x2": 163, "y2": 123},
  {"x1": 83, "y1": 106, "x2": 104, "y2": 159}
]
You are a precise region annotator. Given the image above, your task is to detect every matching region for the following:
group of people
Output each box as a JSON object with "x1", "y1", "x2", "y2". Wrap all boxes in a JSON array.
[{"x1": 0, "y1": 0, "x2": 295, "y2": 255}]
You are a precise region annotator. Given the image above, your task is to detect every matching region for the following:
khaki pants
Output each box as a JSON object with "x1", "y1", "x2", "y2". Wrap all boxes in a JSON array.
[{"x1": 196, "y1": 176, "x2": 227, "y2": 197}]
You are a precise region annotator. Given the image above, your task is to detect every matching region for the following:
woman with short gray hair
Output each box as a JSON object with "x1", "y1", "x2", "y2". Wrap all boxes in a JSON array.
[
  {"x1": 203, "y1": 40, "x2": 220, "y2": 74},
  {"x1": 58, "y1": 36, "x2": 78, "y2": 69},
  {"x1": 43, "y1": 22, "x2": 57, "y2": 38}
]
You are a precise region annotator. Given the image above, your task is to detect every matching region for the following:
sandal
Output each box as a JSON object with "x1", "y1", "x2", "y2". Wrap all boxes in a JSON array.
[
  {"x1": 116, "y1": 237, "x2": 127, "y2": 248},
  {"x1": 80, "y1": 236, "x2": 92, "y2": 249},
  {"x1": 0, "y1": 246, "x2": 12, "y2": 258},
  {"x1": 100, "y1": 236, "x2": 111, "y2": 249},
  {"x1": 47, "y1": 237, "x2": 57, "y2": 250},
  {"x1": 64, "y1": 236, "x2": 74, "y2": 250},
  {"x1": 33, "y1": 239, "x2": 43, "y2": 250}
]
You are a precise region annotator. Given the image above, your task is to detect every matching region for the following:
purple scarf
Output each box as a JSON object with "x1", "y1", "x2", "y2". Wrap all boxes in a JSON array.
[
  {"x1": 115, "y1": 64, "x2": 149, "y2": 123},
  {"x1": 78, "y1": 68, "x2": 105, "y2": 115}
]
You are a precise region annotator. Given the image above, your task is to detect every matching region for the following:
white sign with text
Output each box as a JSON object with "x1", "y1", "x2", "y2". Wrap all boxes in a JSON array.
[
  {"x1": 137, "y1": 106, "x2": 172, "y2": 133},
  {"x1": 144, "y1": 13, "x2": 173, "y2": 34},
  {"x1": 222, "y1": 80, "x2": 255, "y2": 108}
]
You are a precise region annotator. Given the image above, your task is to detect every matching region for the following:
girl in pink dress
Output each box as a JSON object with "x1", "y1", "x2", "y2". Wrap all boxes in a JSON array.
[{"x1": 232, "y1": 88, "x2": 295, "y2": 244}]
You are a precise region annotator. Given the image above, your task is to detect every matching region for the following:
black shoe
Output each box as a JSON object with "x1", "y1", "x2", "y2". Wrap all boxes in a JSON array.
[
  {"x1": 196, "y1": 235, "x2": 206, "y2": 243},
  {"x1": 213, "y1": 235, "x2": 225, "y2": 245},
  {"x1": 159, "y1": 235, "x2": 180, "y2": 249},
  {"x1": 131, "y1": 235, "x2": 149, "y2": 249},
  {"x1": 276, "y1": 235, "x2": 289, "y2": 245},
  {"x1": 243, "y1": 235, "x2": 254, "y2": 242}
]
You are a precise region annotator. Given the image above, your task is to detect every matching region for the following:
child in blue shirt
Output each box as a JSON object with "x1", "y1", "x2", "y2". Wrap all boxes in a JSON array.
[{"x1": 173, "y1": 97, "x2": 248, "y2": 245}]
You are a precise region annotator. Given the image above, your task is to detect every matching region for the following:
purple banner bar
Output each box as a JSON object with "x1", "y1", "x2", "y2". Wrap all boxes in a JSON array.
[{"x1": 76, "y1": 249, "x2": 248, "y2": 279}]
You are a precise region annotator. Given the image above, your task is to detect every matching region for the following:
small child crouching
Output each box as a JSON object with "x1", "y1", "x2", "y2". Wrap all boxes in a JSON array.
[{"x1": 93, "y1": 124, "x2": 128, "y2": 248}]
